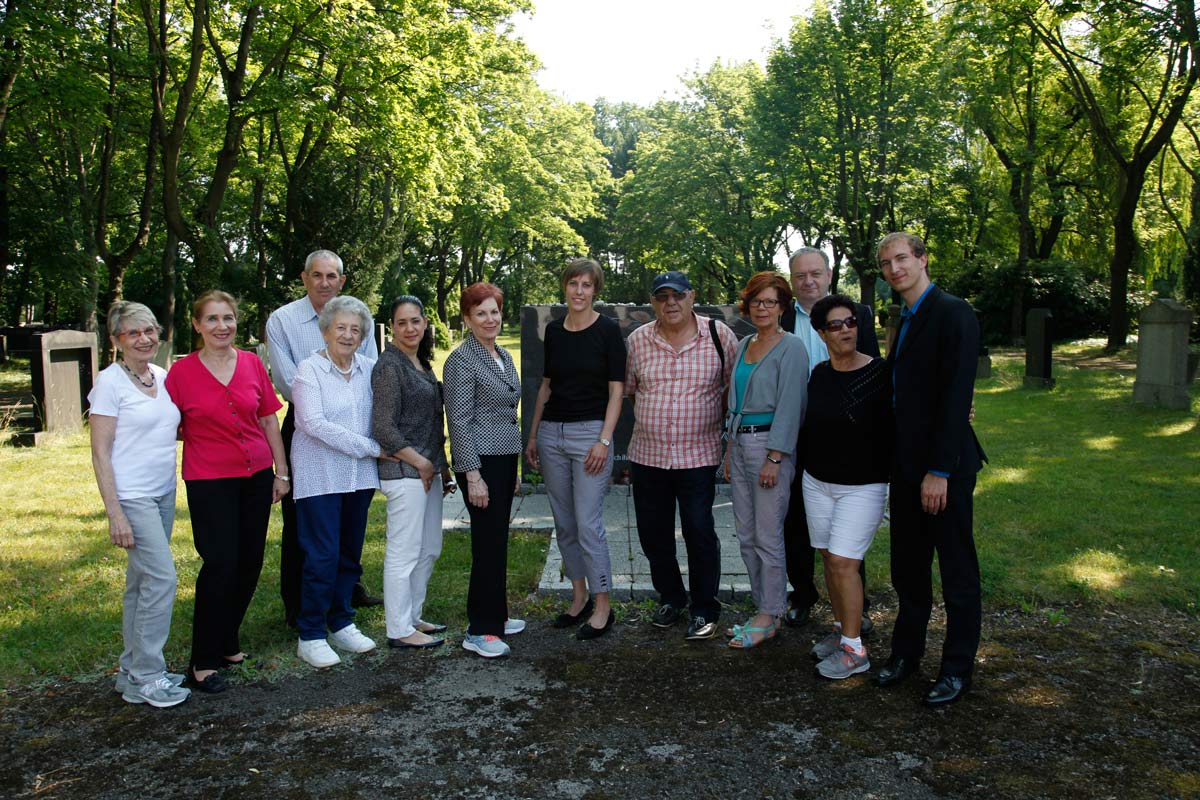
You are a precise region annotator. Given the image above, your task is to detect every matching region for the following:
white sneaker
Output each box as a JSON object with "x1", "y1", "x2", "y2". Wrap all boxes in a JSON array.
[
  {"x1": 115, "y1": 670, "x2": 185, "y2": 695},
  {"x1": 504, "y1": 618, "x2": 526, "y2": 635},
  {"x1": 121, "y1": 675, "x2": 191, "y2": 708},
  {"x1": 297, "y1": 638, "x2": 341, "y2": 668},
  {"x1": 328, "y1": 623, "x2": 377, "y2": 653},
  {"x1": 462, "y1": 633, "x2": 511, "y2": 658}
]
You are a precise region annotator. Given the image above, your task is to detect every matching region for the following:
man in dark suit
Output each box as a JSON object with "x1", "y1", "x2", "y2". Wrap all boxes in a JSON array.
[
  {"x1": 780, "y1": 248, "x2": 880, "y2": 630},
  {"x1": 873, "y1": 232, "x2": 986, "y2": 707}
]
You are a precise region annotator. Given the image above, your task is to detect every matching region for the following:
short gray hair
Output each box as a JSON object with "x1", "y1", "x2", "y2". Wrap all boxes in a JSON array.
[
  {"x1": 318, "y1": 295, "x2": 373, "y2": 338},
  {"x1": 106, "y1": 301, "x2": 160, "y2": 339},
  {"x1": 788, "y1": 247, "x2": 830, "y2": 272},
  {"x1": 305, "y1": 249, "x2": 344, "y2": 274}
]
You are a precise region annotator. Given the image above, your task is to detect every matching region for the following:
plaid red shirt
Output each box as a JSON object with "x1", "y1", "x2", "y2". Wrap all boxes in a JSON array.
[{"x1": 626, "y1": 314, "x2": 739, "y2": 469}]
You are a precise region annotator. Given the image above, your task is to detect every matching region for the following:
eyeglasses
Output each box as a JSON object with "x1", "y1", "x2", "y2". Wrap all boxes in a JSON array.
[
  {"x1": 652, "y1": 290, "x2": 688, "y2": 304},
  {"x1": 749, "y1": 298, "x2": 780, "y2": 309},
  {"x1": 119, "y1": 327, "x2": 159, "y2": 340},
  {"x1": 823, "y1": 316, "x2": 859, "y2": 332}
]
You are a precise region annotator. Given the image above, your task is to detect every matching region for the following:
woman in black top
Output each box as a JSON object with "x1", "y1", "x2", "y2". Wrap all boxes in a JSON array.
[
  {"x1": 525, "y1": 259, "x2": 626, "y2": 639},
  {"x1": 801, "y1": 294, "x2": 893, "y2": 680}
]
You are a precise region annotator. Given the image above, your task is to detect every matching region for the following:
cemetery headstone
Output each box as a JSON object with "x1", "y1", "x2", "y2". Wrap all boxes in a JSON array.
[
  {"x1": 1024, "y1": 308, "x2": 1055, "y2": 389},
  {"x1": 1133, "y1": 299, "x2": 1192, "y2": 411},
  {"x1": 22, "y1": 329, "x2": 99, "y2": 445}
]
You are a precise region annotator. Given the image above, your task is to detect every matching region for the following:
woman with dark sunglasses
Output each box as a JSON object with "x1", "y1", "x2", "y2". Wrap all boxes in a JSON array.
[{"x1": 800, "y1": 293, "x2": 893, "y2": 680}]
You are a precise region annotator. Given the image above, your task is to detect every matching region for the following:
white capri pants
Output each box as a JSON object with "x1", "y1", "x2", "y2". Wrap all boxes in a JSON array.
[
  {"x1": 802, "y1": 471, "x2": 887, "y2": 561},
  {"x1": 380, "y1": 476, "x2": 444, "y2": 639}
]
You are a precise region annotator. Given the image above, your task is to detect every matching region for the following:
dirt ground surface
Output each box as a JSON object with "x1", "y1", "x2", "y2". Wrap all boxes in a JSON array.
[{"x1": 2, "y1": 602, "x2": 1198, "y2": 800}]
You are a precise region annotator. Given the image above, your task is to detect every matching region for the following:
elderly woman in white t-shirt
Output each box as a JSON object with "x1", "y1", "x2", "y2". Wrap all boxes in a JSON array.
[{"x1": 89, "y1": 301, "x2": 190, "y2": 708}]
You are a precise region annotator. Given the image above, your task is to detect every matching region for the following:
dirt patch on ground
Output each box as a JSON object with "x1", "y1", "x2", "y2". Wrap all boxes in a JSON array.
[{"x1": 2, "y1": 602, "x2": 1198, "y2": 799}]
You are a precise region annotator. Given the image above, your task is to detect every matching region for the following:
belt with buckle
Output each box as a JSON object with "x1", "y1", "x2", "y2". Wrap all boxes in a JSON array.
[{"x1": 735, "y1": 424, "x2": 772, "y2": 434}]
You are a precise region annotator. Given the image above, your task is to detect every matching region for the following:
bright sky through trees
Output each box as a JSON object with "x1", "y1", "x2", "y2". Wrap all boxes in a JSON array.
[{"x1": 513, "y1": 1, "x2": 811, "y2": 106}]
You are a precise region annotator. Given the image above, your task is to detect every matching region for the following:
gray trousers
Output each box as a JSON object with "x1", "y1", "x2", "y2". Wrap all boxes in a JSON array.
[
  {"x1": 730, "y1": 432, "x2": 794, "y2": 616},
  {"x1": 118, "y1": 491, "x2": 178, "y2": 684},
  {"x1": 539, "y1": 420, "x2": 612, "y2": 593}
]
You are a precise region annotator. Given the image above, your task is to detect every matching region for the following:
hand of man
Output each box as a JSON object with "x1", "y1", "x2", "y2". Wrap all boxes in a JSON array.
[{"x1": 920, "y1": 472, "x2": 948, "y2": 515}]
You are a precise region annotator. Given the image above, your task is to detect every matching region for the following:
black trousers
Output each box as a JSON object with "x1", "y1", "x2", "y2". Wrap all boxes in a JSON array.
[
  {"x1": 783, "y1": 466, "x2": 870, "y2": 611},
  {"x1": 630, "y1": 462, "x2": 721, "y2": 621},
  {"x1": 279, "y1": 405, "x2": 302, "y2": 623},
  {"x1": 185, "y1": 468, "x2": 273, "y2": 670},
  {"x1": 888, "y1": 471, "x2": 981, "y2": 677},
  {"x1": 459, "y1": 454, "x2": 517, "y2": 637}
]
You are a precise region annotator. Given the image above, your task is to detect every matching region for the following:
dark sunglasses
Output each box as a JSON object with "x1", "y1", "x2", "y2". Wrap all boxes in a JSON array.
[{"x1": 823, "y1": 316, "x2": 859, "y2": 332}]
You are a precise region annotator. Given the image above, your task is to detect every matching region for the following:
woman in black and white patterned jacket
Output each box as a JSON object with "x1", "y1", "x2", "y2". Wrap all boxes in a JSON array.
[{"x1": 443, "y1": 282, "x2": 525, "y2": 659}]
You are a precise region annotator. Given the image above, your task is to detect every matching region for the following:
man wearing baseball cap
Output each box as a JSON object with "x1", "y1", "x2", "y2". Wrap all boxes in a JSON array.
[{"x1": 624, "y1": 271, "x2": 738, "y2": 640}]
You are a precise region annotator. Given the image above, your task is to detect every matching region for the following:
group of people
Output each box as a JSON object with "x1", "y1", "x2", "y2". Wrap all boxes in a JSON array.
[{"x1": 91, "y1": 231, "x2": 985, "y2": 711}]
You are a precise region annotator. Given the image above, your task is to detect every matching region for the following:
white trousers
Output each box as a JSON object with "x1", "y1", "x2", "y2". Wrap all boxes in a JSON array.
[{"x1": 380, "y1": 476, "x2": 444, "y2": 639}]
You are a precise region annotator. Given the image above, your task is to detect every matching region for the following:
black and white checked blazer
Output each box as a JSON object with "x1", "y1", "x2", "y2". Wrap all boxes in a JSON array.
[{"x1": 443, "y1": 331, "x2": 522, "y2": 472}]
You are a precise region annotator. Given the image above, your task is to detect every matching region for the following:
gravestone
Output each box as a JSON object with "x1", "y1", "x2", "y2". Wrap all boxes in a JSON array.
[
  {"x1": 24, "y1": 330, "x2": 98, "y2": 445},
  {"x1": 884, "y1": 304, "x2": 902, "y2": 356},
  {"x1": 1133, "y1": 299, "x2": 1192, "y2": 411},
  {"x1": 1023, "y1": 308, "x2": 1055, "y2": 389},
  {"x1": 520, "y1": 304, "x2": 754, "y2": 481}
]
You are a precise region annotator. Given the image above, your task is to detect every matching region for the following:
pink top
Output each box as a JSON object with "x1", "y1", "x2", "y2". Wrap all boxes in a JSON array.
[{"x1": 165, "y1": 349, "x2": 283, "y2": 480}]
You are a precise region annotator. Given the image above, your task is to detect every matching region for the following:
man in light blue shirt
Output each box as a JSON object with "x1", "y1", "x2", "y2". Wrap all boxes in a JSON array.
[{"x1": 267, "y1": 250, "x2": 379, "y2": 628}]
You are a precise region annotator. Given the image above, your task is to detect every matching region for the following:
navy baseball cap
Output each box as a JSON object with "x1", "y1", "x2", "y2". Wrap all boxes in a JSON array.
[{"x1": 651, "y1": 271, "x2": 692, "y2": 293}]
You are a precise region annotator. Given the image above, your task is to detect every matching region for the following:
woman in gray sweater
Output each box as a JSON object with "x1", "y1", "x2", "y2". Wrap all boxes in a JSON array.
[
  {"x1": 372, "y1": 296, "x2": 456, "y2": 649},
  {"x1": 724, "y1": 272, "x2": 809, "y2": 649}
]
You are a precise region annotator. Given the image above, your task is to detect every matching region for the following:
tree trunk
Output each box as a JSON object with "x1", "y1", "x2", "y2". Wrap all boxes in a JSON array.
[
  {"x1": 160, "y1": 229, "x2": 179, "y2": 355},
  {"x1": 1106, "y1": 171, "x2": 1142, "y2": 352}
]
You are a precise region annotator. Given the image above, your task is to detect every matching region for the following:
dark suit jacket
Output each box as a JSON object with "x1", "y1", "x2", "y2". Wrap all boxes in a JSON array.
[
  {"x1": 782, "y1": 300, "x2": 880, "y2": 359},
  {"x1": 888, "y1": 285, "x2": 986, "y2": 484}
]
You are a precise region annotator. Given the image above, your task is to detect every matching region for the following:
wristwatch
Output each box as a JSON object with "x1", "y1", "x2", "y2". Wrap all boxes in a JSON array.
[{"x1": 599, "y1": 437, "x2": 611, "y2": 447}]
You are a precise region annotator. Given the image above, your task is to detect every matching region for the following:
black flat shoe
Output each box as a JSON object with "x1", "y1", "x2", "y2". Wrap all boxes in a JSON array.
[
  {"x1": 218, "y1": 654, "x2": 251, "y2": 670},
  {"x1": 923, "y1": 674, "x2": 971, "y2": 707},
  {"x1": 187, "y1": 671, "x2": 229, "y2": 694},
  {"x1": 552, "y1": 599, "x2": 595, "y2": 629},
  {"x1": 388, "y1": 636, "x2": 445, "y2": 649},
  {"x1": 784, "y1": 604, "x2": 812, "y2": 628},
  {"x1": 576, "y1": 610, "x2": 615, "y2": 640},
  {"x1": 874, "y1": 655, "x2": 919, "y2": 688}
]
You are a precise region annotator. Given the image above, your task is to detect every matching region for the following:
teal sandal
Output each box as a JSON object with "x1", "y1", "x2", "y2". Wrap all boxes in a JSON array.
[{"x1": 728, "y1": 621, "x2": 777, "y2": 649}]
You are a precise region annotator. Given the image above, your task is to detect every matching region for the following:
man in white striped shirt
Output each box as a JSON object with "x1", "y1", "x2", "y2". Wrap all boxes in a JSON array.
[{"x1": 266, "y1": 250, "x2": 379, "y2": 628}]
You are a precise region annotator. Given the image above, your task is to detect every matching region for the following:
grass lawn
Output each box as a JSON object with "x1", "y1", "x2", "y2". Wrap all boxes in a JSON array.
[{"x1": 1, "y1": 333, "x2": 1197, "y2": 687}]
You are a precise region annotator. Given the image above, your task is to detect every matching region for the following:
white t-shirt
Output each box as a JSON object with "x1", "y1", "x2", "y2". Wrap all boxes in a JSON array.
[{"x1": 87, "y1": 363, "x2": 180, "y2": 500}]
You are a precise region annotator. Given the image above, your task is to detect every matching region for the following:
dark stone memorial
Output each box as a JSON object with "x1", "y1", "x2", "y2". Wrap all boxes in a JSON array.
[
  {"x1": 1023, "y1": 308, "x2": 1055, "y2": 389},
  {"x1": 22, "y1": 330, "x2": 99, "y2": 446},
  {"x1": 520, "y1": 304, "x2": 754, "y2": 481},
  {"x1": 884, "y1": 304, "x2": 902, "y2": 356},
  {"x1": 1133, "y1": 299, "x2": 1192, "y2": 411}
]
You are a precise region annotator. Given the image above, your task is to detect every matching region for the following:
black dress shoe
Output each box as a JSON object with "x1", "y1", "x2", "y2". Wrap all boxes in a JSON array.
[
  {"x1": 577, "y1": 610, "x2": 615, "y2": 640},
  {"x1": 187, "y1": 671, "x2": 229, "y2": 694},
  {"x1": 924, "y1": 674, "x2": 971, "y2": 707},
  {"x1": 552, "y1": 599, "x2": 595, "y2": 629},
  {"x1": 784, "y1": 605, "x2": 812, "y2": 628},
  {"x1": 874, "y1": 655, "x2": 919, "y2": 688},
  {"x1": 351, "y1": 582, "x2": 383, "y2": 608}
]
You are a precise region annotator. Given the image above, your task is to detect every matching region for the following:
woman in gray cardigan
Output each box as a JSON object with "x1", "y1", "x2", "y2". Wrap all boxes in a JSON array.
[
  {"x1": 372, "y1": 296, "x2": 456, "y2": 649},
  {"x1": 723, "y1": 272, "x2": 809, "y2": 649}
]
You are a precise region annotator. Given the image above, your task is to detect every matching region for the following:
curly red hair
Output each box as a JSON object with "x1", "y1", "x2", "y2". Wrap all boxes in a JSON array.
[{"x1": 460, "y1": 282, "x2": 504, "y2": 319}]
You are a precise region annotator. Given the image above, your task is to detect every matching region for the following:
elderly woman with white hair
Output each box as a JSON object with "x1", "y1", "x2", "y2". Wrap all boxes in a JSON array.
[
  {"x1": 89, "y1": 301, "x2": 190, "y2": 707},
  {"x1": 291, "y1": 295, "x2": 397, "y2": 668}
]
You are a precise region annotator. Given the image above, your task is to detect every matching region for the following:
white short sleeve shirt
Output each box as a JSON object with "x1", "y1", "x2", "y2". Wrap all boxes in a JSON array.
[{"x1": 87, "y1": 363, "x2": 180, "y2": 500}]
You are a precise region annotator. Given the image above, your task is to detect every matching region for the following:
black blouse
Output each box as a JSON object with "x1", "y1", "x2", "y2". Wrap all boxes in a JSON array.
[{"x1": 801, "y1": 357, "x2": 893, "y2": 485}]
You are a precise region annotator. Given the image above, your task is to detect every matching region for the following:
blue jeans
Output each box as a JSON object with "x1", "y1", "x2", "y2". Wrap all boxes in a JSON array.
[
  {"x1": 296, "y1": 489, "x2": 375, "y2": 640},
  {"x1": 630, "y1": 462, "x2": 721, "y2": 621}
]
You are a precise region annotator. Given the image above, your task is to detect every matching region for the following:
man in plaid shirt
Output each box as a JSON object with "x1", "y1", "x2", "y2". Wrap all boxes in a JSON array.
[{"x1": 625, "y1": 271, "x2": 738, "y2": 641}]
